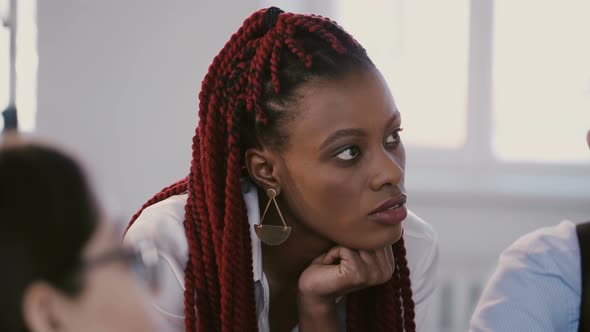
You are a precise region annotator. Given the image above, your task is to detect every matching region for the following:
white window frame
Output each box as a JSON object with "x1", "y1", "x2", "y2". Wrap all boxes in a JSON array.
[
  {"x1": 1, "y1": 0, "x2": 37, "y2": 133},
  {"x1": 1, "y1": 0, "x2": 16, "y2": 131}
]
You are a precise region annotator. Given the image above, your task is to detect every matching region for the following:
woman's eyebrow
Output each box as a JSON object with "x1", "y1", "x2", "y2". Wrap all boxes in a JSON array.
[
  {"x1": 320, "y1": 128, "x2": 367, "y2": 150},
  {"x1": 384, "y1": 111, "x2": 401, "y2": 130}
]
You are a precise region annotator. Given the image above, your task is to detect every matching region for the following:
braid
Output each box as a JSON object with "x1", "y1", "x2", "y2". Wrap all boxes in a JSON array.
[
  {"x1": 189, "y1": 132, "x2": 221, "y2": 331},
  {"x1": 391, "y1": 262, "x2": 404, "y2": 331},
  {"x1": 182, "y1": 216, "x2": 198, "y2": 331},
  {"x1": 394, "y1": 238, "x2": 417, "y2": 331},
  {"x1": 346, "y1": 238, "x2": 415, "y2": 332},
  {"x1": 126, "y1": 7, "x2": 416, "y2": 331}
]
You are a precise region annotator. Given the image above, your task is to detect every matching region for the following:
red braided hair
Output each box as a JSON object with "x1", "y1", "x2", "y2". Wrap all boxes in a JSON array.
[{"x1": 126, "y1": 8, "x2": 416, "y2": 332}]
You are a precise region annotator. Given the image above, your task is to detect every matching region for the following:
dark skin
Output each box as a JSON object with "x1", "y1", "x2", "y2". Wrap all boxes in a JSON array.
[{"x1": 246, "y1": 68, "x2": 406, "y2": 331}]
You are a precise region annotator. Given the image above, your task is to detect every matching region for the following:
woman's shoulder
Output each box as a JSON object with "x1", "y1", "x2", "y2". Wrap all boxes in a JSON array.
[
  {"x1": 124, "y1": 195, "x2": 190, "y2": 326},
  {"x1": 401, "y1": 210, "x2": 439, "y2": 315},
  {"x1": 402, "y1": 210, "x2": 438, "y2": 283},
  {"x1": 403, "y1": 210, "x2": 438, "y2": 249},
  {"x1": 124, "y1": 194, "x2": 189, "y2": 263}
]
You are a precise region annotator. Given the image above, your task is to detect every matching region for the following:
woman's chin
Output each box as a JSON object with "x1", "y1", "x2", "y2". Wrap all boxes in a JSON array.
[{"x1": 348, "y1": 225, "x2": 403, "y2": 251}]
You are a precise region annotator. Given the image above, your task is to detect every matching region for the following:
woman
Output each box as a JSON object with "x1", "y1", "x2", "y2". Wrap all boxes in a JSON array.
[
  {"x1": 0, "y1": 136, "x2": 161, "y2": 332},
  {"x1": 125, "y1": 7, "x2": 438, "y2": 332}
]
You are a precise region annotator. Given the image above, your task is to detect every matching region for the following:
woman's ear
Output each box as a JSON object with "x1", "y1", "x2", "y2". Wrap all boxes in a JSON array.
[
  {"x1": 244, "y1": 147, "x2": 281, "y2": 190},
  {"x1": 22, "y1": 282, "x2": 65, "y2": 332}
]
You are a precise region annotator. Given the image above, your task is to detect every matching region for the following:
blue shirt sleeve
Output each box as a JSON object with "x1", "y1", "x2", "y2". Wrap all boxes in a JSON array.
[{"x1": 469, "y1": 220, "x2": 581, "y2": 332}]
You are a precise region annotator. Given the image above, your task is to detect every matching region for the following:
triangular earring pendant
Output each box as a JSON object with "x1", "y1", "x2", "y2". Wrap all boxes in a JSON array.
[{"x1": 254, "y1": 188, "x2": 291, "y2": 246}]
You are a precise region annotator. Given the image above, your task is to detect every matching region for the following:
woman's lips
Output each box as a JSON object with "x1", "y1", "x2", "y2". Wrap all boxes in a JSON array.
[{"x1": 368, "y1": 195, "x2": 408, "y2": 225}]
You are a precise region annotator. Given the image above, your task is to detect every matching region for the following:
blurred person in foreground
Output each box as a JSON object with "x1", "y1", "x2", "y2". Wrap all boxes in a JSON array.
[
  {"x1": 470, "y1": 130, "x2": 590, "y2": 332},
  {"x1": 0, "y1": 135, "x2": 162, "y2": 332}
]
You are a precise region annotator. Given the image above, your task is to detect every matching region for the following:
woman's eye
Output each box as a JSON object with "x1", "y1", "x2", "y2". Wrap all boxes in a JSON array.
[
  {"x1": 336, "y1": 147, "x2": 360, "y2": 161},
  {"x1": 386, "y1": 128, "x2": 403, "y2": 144}
]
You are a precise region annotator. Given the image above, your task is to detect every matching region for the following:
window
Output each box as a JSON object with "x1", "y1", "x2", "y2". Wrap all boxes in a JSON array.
[
  {"x1": 337, "y1": 0, "x2": 470, "y2": 149},
  {"x1": 0, "y1": 0, "x2": 10, "y2": 130},
  {"x1": 0, "y1": 0, "x2": 37, "y2": 132},
  {"x1": 493, "y1": 0, "x2": 590, "y2": 163},
  {"x1": 337, "y1": 0, "x2": 590, "y2": 165}
]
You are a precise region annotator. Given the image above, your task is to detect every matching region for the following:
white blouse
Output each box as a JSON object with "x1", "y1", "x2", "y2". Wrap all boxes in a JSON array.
[{"x1": 125, "y1": 180, "x2": 438, "y2": 331}]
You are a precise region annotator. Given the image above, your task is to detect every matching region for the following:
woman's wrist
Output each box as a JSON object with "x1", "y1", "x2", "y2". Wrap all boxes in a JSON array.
[
  {"x1": 297, "y1": 292, "x2": 341, "y2": 332},
  {"x1": 298, "y1": 293, "x2": 334, "y2": 313}
]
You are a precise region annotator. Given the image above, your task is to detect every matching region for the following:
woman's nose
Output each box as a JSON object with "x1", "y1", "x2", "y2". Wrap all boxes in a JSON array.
[{"x1": 369, "y1": 151, "x2": 404, "y2": 191}]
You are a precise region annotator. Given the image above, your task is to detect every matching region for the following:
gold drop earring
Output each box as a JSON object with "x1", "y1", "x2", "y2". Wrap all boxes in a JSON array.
[{"x1": 254, "y1": 188, "x2": 291, "y2": 246}]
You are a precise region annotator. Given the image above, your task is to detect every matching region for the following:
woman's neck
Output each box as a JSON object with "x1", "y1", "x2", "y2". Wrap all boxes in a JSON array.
[{"x1": 257, "y1": 190, "x2": 333, "y2": 285}]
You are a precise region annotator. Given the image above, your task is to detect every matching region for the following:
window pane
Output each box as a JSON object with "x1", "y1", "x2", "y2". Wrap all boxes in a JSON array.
[
  {"x1": 337, "y1": 0, "x2": 470, "y2": 148},
  {"x1": 0, "y1": 0, "x2": 9, "y2": 129},
  {"x1": 493, "y1": 0, "x2": 590, "y2": 163},
  {"x1": 16, "y1": 0, "x2": 37, "y2": 132},
  {"x1": 0, "y1": 0, "x2": 7, "y2": 17}
]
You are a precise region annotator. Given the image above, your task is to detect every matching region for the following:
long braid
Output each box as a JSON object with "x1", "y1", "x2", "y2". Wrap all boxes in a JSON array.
[
  {"x1": 345, "y1": 240, "x2": 415, "y2": 332},
  {"x1": 182, "y1": 213, "x2": 198, "y2": 331},
  {"x1": 127, "y1": 8, "x2": 416, "y2": 331},
  {"x1": 192, "y1": 13, "x2": 269, "y2": 331},
  {"x1": 394, "y1": 237, "x2": 417, "y2": 331},
  {"x1": 391, "y1": 262, "x2": 405, "y2": 331},
  {"x1": 189, "y1": 10, "x2": 268, "y2": 331},
  {"x1": 189, "y1": 131, "x2": 220, "y2": 331}
]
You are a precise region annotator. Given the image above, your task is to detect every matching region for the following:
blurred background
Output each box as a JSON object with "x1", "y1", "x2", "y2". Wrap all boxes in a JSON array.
[{"x1": 2, "y1": 0, "x2": 589, "y2": 330}]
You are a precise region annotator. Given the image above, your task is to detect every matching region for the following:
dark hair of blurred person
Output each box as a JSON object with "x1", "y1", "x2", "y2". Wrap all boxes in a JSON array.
[{"x1": 0, "y1": 136, "x2": 160, "y2": 332}]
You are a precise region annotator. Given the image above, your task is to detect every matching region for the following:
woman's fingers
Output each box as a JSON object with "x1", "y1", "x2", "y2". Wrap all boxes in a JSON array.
[
  {"x1": 300, "y1": 244, "x2": 397, "y2": 300},
  {"x1": 322, "y1": 246, "x2": 343, "y2": 265},
  {"x1": 334, "y1": 246, "x2": 395, "y2": 285},
  {"x1": 358, "y1": 250, "x2": 383, "y2": 283},
  {"x1": 358, "y1": 249, "x2": 378, "y2": 265}
]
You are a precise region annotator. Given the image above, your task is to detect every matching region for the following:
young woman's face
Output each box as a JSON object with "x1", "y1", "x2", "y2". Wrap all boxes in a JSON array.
[
  {"x1": 277, "y1": 69, "x2": 407, "y2": 250},
  {"x1": 24, "y1": 222, "x2": 162, "y2": 332}
]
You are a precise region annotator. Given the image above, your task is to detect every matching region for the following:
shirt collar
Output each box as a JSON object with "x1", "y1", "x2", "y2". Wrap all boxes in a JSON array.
[{"x1": 241, "y1": 178, "x2": 263, "y2": 283}]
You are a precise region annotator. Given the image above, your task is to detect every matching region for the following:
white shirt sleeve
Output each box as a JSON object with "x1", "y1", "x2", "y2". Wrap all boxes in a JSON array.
[
  {"x1": 403, "y1": 211, "x2": 440, "y2": 331},
  {"x1": 124, "y1": 194, "x2": 190, "y2": 332},
  {"x1": 469, "y1": 220, "x2": 581, "y2": 332}
]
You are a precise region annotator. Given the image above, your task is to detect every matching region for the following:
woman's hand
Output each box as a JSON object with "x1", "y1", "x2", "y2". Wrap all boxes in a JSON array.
[{"x1": 297, "y1": 245, "x2": 395, "y2": 331}]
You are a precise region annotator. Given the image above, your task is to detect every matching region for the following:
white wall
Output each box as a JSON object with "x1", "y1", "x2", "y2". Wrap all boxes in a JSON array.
[{"x1": 36, "y1": 0, "x2": 260, "y2": 218}]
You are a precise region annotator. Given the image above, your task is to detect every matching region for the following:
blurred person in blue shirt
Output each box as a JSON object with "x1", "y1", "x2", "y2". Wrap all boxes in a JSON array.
[{"x1": 469, "y1": 130, "x2": 590, "y2": 332}]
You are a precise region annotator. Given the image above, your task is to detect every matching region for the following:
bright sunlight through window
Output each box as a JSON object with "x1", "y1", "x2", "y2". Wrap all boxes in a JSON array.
[
  {"x1": 337, "y1": 0, "x2": 470, "y2": 149},
  {"x1": 493, "y1": 0, "x2": 590, "y2": 163}
]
